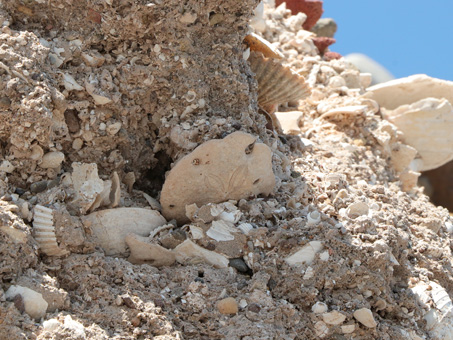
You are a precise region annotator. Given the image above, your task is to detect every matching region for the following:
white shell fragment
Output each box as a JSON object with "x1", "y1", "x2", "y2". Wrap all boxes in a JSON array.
[
  {"x1": 275, "y1": 111, "x2": 303, "y2": 135},
  {"x1": 312, "y1": 302, "x2": 328, "y2": 314},
  {"x1": 62, "y1": 73, "x2": 84, "y2": 91},
  {"x1": 82, "y1": 208, "x2": 166, "y2": 256},
  {"x1": 206, "y1": 220, "x2": 237, "y2": 242},
  {"x1": 161, "y1": 132, "x2": 275, "y2": 224},
  {"x1": 5, "y1": 285, "x2": 48, "y2": 319},
  {"x1": 306, "y1": 210, "x2": 321, "y2": 226},
  {"x1": 285, "y1": 241, "x2": 323, "y2": 266},
  {"x1": 33, "y1": 205, "x2": 69, "y2": 257},
  {"x1": 174, "y1": 239, "x2": 229, "y2": 268},
  {"x1": 125, "y1": 234, "x2": 176, "y2": 267},
  {"x1": 237, "y1": 222, "x2": 253, "y2": 235},
  {"x1": 353, "y1": 308, "x2": 377, "y2": 328}
]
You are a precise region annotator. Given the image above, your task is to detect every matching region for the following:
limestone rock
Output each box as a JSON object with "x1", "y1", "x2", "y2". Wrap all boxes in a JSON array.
[
  {"x1": 82, "y1": 208, "x2": 166, "y2": 256},
  {"x1": 125, "y1": 233, "x2": 176, "y2": 267},
  {"x1": 5, "y1": 285, "x2": 48, "y2": 319},
  {"x1": 161, "y1": 132, "x2": 275, "y2": 224},
  {"x1": 353, "y1": 308, "x2": 377, "y2": 328}
]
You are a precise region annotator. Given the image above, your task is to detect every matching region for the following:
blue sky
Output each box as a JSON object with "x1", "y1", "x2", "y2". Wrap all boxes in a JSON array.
[{"x1": 323, "y1": 1, "x2": 453, "y2": 81}]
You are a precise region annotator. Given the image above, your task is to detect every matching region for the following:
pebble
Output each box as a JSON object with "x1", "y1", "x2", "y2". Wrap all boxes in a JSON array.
[
  {"x1": 312, "y1": 301, "x2": 328, "y2": 314},
  {"x1": 5, "y1": 285, "x2": 48, "y2": 319},
  {"x1": 229, "y1": 258, "x2": 250, "y2": 273},
  {"x1": 30, "y1": 180, "x2": 48, "y2": 194},
  {"x1": 322, "y1": 310, "x2": 346, "y2": 325},
  {"x1": 40, "y1": 151, "x2": 65, "y2": 169},
  {"x1": 353, "y1": 308, "x2": 377, "y2": 328},
  {"x1": 217, "y1": 297, "x2": 238, "y2": 315},
  {"x1": 341, "y1": 324, "x2": 355, "y2": 334}
]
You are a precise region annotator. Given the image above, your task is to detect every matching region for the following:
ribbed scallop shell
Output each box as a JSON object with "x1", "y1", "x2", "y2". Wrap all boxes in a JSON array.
[
  {"x1": 249, "y1": 52, "x2": 311, "y2": 109},
  {"x1": 33, "y1": 205, "x2": 68, "y2": 256},
  {"x1": 244, "y1": 33, "x2": 284, "y2": 59}
]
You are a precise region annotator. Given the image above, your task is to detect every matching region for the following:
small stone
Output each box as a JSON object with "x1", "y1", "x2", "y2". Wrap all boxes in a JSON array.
[
  {"x1": 106, "y1": 122, "x2": 122, "y2": 135},
  {"x1": 72, "y1": 138, "x2": 83, "y2": 150},
  {"x1": 341, "y1": 324, "x2": 355, "y2": 334},
  {"x1": 217, "y1": 297, "x2": 238, "y2": 315},
  {"x1": 353, "y1": 308, "x2": 377, "y2": 328},
  {"x1": 247, "y1": 303, "x2": 261, "y2": 313},
  {"x1": 40, "y1": 152, "x2": 65, "y2": 169},
  {"x1": 43, "y1": 319, "x2": 61, "y2": 332},
  {"x1": 322, "y1": 310, "x2": 346, "y2": 325},
  {"x1": 0, "y1": 160, "x2": 15, "y2": 173},
  {"x1": 5, "y1": 285, "x2": 48, "y2": 319},
  {"x1": 131, "y1": 316, "x2": 141, "y2": 327},
  {"x1": 312, "y1": 301, "x2": 328, "y2": 314},
  {"x1": 30, "y1": 180, "x2": 48, "y2": 194},
  {"x1": 229, "y1": 258, "x2": 250, "y2": 273}
]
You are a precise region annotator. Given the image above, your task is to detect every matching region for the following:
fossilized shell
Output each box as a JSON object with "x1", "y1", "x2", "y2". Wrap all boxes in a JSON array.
[
  {"x1": 285, "y1": 240, "x2": 323, "y2": 266},
  {"x1": 82, "y1": 208, "x2": 166, "y2": 256},
  {"x1": 173, "y1": 239, "x2": 229, "y2": 268},
  {"x1": 33, "y1": 205, "x2": 69, "y2": 257},
  {"x1": 249, "y1": 52, "x2": 311, "y2": 111},
  {"x1": 243, "y1": 33, "x2": 284, "y2": 59}
]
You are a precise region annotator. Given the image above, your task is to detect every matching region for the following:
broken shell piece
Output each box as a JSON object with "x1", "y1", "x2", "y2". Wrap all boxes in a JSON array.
[
  {"x1": 237, "y1": 223, "x2": 253, "y2": 235},
  {"x1": 62, "y1": 73, "x2": 84, "y2": 91},
  {"x1": 312, "y1": 302, "x2": 328, "y2": 314},
  {"x1": 125, "y1": 234, "x2": 175, "y2": 266},
  {"x1": 33, "y1": 205, "x2": 69, "y2": 257},
  {"x1": 174, "y1": 239, "x2": 228, "y2": 268},
  {"x1": 274, "y1": 110, "x2": 303, "y2": 135},
  {"x1": 85, "y1": 77, "x2": 112, "y2": 105},
  {"x1": 82, "y1": 208, "x2": 166, "y2": 256},
  {"x1": 249, "y1": 52, "x2": 311, "y2": 112},
  {"x1": 160, "y1": 132, "x2": 275, "y2": 224},
  {"x1": 109, "y1": 171, "x2": 121, "y2": 208},
  {"x1": 206, "y1": 220, "x2": 237, "y2": 242},
  {"x1": 189, "y1": 225, "x2": 204, "y2": 240},
  {"x1": 243, "y1": 33, "x2": 284, "y2": 59},
  {"x1": 285, "y1": 240, "x2": 323, "y2": 266},
  {"x1": 306, "y1": 210, "x2": 321, "y2": 227}
]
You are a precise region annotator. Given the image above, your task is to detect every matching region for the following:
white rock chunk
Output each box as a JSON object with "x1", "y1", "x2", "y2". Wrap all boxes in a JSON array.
[
  {"x1": 353, "y1": 308, "x2": 377, "y2": 328},
  {"x1": 40, "y1": 151, "x2": 65, "y2": 169},
  {"x1": 161, "y1": 132, "x2": 275, "y2": 224},
  {"x1": 322, "y1": 310, "x2": 346, "y2": 325},
  {"x1": 5, "y1": 285, "x2": 48, "y2": 319}
]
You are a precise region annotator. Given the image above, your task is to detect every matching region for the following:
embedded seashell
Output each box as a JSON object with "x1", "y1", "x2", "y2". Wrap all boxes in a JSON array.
[
  {"x1": 189, "y1": 225, "x2": 204, "y2": 240},
  {"x1": 237, "y1": 222, "x2": 253, "y2": 235},
  {"x1": 33, "y1": 205, "x2": 69, "y2": 257},
  {"x1": 243, "y1": 33, "x2": 284, "y2": 59},
  {"x1": 285, "y1": 240, "x2": 323, "y2": 266},
  {"x1": 160, "y1": 132, "x2": 275, "y2": 224},
  {"x1": 430, "y1": 282, "x2": 453, "y2": 316},
  {"x1": 125, "y1": 233, "x2": 175, "y2": 266},
  {"x1": 62, "y1": 73, "x2": 84, "y2": 91},
  {"x1": 306, "y1": 210, "x2": 321, "y2": 227},
  {"x1": 173, "y1": 239, "x2": 229, "y2": 268},
  {"x1": 346, "y1": 201, "x2": 369, "y2": 219},
  {"x1": 248, "y1": 52, "x2": 311, "y2": 112},
  {"x1": 312, "y1": 301, "x2": 328, "y2": 314},
  {"x1": 82, "y1": 208, "x2": 166, "y2": 256},
  {"x1": 206, "y1": 220, "x2": 237, "y2": 242}
]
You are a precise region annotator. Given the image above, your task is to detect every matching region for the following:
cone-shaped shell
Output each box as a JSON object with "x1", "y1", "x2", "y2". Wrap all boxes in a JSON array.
[
  {"x1": 244, "y1": 33, "x2": 284, "y2": 59},
  {"x1": 33, "y1": 205, "x2": 69, "y2": 257},
  {"x1": 249, "y1": 52, "x2": 311, "y2": 109}
]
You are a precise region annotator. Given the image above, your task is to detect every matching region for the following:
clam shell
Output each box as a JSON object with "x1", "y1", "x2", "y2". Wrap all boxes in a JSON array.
[
  {"x1": 249, "y1": 52, "x2": 311, "y2": 110},
  {"x1": 33, "y1": 205, "x2": 69, "y2": 256},
  {"x1": 243, "y1": 33, "x2": 284, "y2": 59}
]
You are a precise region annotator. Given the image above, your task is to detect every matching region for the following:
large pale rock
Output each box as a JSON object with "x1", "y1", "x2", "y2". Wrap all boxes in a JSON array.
[
  {"x1": 368, "y1": 74, "x2": 453, "y2": 110},
  {"x1": 5, "y1": 285, "x2": 48, "y2": 319},
  {"x1": 369, "y1": 75, "x2": 453, "y2": 171},
  {"x1": 383, "y1": 98, "x2": 453, "y2": 171},
  {"x1": 161, "y1": 132, "x2": 275, "y2": 224},
  {"x1": 82, "y1": 208, "x2": 166, "y2": 256}
]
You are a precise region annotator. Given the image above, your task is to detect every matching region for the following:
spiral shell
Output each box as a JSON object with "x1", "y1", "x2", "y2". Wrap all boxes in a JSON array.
[
  {"x1": 33, "y1": 205, "x2": 69, "y2": 256},
  {"x1": 249, "y1": 52, "x2": 311, "y2": 111}
]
